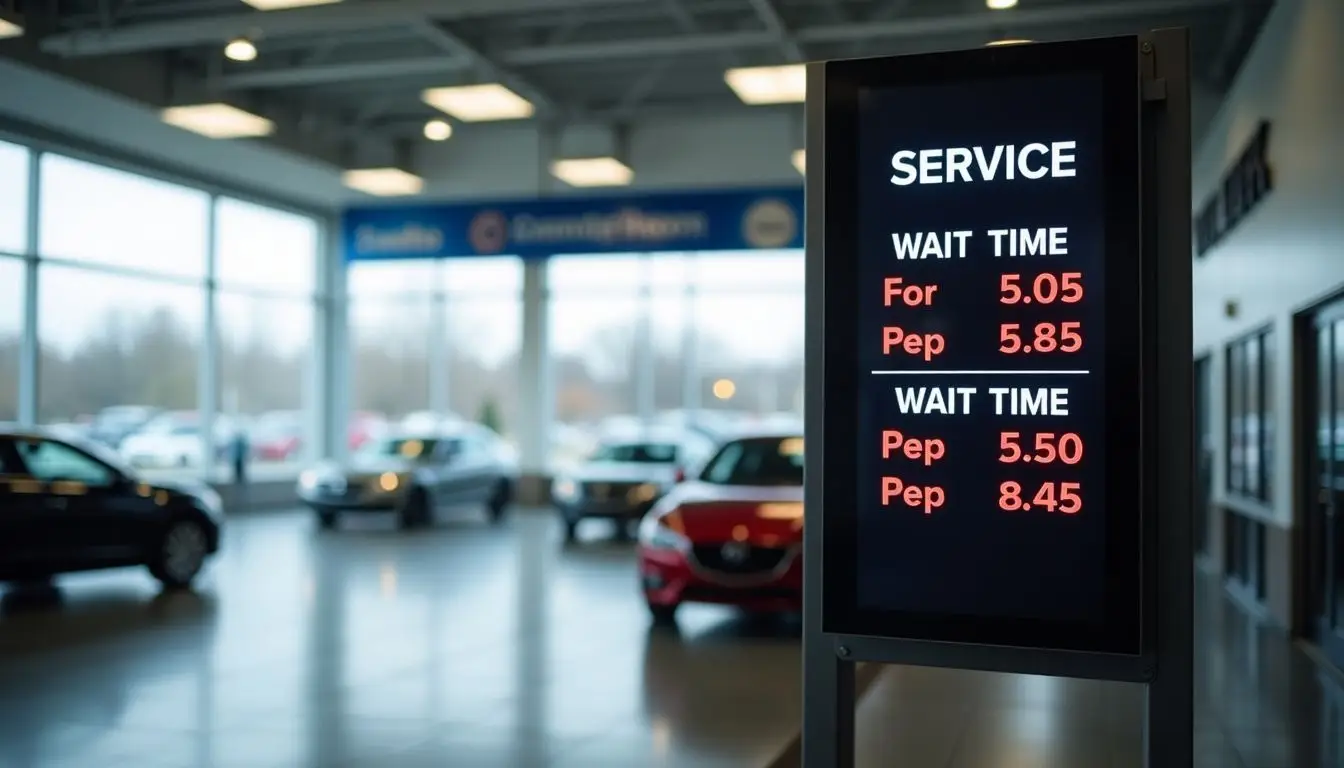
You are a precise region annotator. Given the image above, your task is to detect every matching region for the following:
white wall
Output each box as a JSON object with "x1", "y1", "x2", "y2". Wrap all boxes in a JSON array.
[{"x1": 1193, "y1": 0, "x2": 1344, "y2": 528}]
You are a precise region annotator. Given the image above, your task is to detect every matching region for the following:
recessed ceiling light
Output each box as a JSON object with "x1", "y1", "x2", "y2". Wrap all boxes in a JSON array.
[
  {"x1": 724, "y1": 65, "x2": 806, "y2": 105},
  {"x1": 160, "y1": 103, "x2": 274, "y2": 139},
  {"x1": 423, "y1": 119, "x2": 453, "y2": 141},
  {"x1": 792, "y1": 149, "x2": 806, "y2": 175},
  {"x1": 0, "y1": 13, "x2": 23, "y2": 39},
  {"x1": 550, "y1": 157, "x2": 634, "y2": 187},
  {"x1": 240, "y1": 0, "x2": 342, "y2": 9},
  {"x1": 422, "y1": 84, "x2": 535, "y2": 122},
  {"x1": 224, "y1": 38, "x2": 257, "y2": 62},
  {"x1": 986, "y1": 38, "x2": 1033, "y2": 46},
  {"x1": 986, "y1": 0, "x2": 1018, "y2": 8},
  {"x1": 342, "y1": 168, "x2": 425, "y2": 197}
]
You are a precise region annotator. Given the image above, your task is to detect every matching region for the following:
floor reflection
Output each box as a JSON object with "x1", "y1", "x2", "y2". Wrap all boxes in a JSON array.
[{"x1": 0, "y1": 508, "x2": 802, "y2": 768}]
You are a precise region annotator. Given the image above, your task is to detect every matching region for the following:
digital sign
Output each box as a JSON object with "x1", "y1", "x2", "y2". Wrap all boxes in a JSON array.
[{"x1": 820, "y1": 38, "x2": 1143, "y2": 655}]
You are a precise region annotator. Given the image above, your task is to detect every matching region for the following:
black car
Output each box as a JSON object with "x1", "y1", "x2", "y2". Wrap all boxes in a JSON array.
[
  {"x1": 0, "y1": 429, "x2": 224, "y2": 589},
  {"x1": 551, "y1": 431, "x2": 717, "y2": 542}
]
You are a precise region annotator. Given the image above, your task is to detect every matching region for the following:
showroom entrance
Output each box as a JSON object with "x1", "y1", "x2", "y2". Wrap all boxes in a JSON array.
[{"x1": 1305, "y1": 297, "x2": 1344, "y2": 668}]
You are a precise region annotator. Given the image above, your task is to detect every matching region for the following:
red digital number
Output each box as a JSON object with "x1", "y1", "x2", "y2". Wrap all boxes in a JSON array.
[
  {"x1": 999, "y1": 481, "x2": 1083, "y2": 514},
  {"x1": 999, "y1": 272, "x2": 1084, "y2": 305},
  {"x1": 998, "y1": 433, "x2": 1084, "y2": 465},
  {"x1": 1000, "y1": 322, "x2": 1083, "y2": 354}
]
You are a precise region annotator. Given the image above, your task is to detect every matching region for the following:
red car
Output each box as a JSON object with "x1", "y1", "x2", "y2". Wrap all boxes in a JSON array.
[{"x1": 637, "y1": 432, "x2": 804, "y2": 623}]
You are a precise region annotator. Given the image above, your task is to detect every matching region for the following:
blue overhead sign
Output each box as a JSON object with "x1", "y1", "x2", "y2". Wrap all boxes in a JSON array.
[{"x1": 341, "y1": 186, "x2": 804, "y2": 260}]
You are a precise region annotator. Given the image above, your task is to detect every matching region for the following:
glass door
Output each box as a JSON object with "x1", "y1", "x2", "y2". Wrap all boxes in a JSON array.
[
  {"x1": 1310, "y1": 309, "x2": 1344, "y2": 666},
  {"x1": 1194, "y1": 356, "x2": 1213, "y2": 557}
]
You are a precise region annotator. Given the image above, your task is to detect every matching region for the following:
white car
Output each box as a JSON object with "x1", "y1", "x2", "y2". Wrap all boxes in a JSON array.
[{"x1": 120, "y1": 421, "x2": 201, "y2": 468}]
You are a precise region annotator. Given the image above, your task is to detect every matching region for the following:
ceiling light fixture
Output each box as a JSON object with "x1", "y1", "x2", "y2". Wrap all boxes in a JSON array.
[
  {"x1": 423, "y1": 119, "x2": 453, "y2": 141},
  {"x1": 422, "y1": 84, "x2": 534, "y2": 122},
  {"x1": 792, "y1": 149, "x2": 806, "y2": 175},
  {"x1": 986, "y1": 0, "x2": 1018, "y2": 9},
  {"x1": 0, "y1": 10, "x2": 24, "y2": 39},
  {"x1": 224, "y1": 38, "x2": 257, "y2": 62},
  {"x1": 240, "y1": 0, "x2": 342, "y2": 9},
  {"x1": 342, "y1": 168, "x2": 425, "y2": 197},
  {"x1": 724, "y1": 64, "x2": 806, "y2": 105},
  {"x1": 986, "y1": 38, "x2": 1033, "y2": 46},
  {"x1": 160, "y1": 103, "x2": 274, "y2": 139},
  {"x1": 550, "y1": 157, "x2": 634, "y2": 187}
]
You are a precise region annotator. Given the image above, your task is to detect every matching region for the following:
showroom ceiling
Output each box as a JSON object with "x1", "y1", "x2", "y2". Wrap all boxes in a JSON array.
[{"x1": 6, "y1": 0, "x2": 1272, "y2": 174}]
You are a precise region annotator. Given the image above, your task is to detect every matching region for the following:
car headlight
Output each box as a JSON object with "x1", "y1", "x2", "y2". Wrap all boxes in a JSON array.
[
  {"x1": 628, "y1": 483, "x2": 658, "y2": 503},
  {"x1": 552, "y1": 478, "x2": 578, "y2": 501},
  {"x1": 638, "y1": 513, "x2": 690, "y2": 552},
  {"x1": 373, "y1": 472, "x2": 405, "y2": 493}
]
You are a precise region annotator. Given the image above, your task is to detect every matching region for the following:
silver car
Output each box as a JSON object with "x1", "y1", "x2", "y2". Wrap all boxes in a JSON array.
[{"x1": 297, "y1": 426, "x2": 518, "y2": 530}]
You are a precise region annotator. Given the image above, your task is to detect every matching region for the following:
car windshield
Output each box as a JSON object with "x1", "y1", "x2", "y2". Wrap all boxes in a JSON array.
[
  {"x1": 589, "y1": 442, "x2": 678, "y2": 463},
  {"x1": 699, "y1": 436, "x2": 804, "y2": 487},
  {"x1": 356, "y1": 436, "x2": 438, "y2": 460}
]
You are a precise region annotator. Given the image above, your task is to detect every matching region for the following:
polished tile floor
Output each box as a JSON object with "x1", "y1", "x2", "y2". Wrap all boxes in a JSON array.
[
  {"x1": 841, "y1": 571, "x2": 1344, "y2": 768},
  {"x1": 0, "y1": 509, "x2": 802, "y2": 768},
  {"x1": 3, "y1": 509, "x2": 1344, "y2": 768}
]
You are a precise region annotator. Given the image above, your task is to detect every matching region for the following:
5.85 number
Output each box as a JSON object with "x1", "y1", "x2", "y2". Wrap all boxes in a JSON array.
[
  {"x1": 1000, "y1": 322, "x2": 1083, "y2": 354},
  {"x1": 999, "y1": 481, "x2": 1082, "y2": 514}
]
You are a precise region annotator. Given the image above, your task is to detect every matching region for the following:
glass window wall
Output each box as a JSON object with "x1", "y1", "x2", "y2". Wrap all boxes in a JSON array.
[
  {"x1": 546, "y1": 251, "x2": 804, "y2": 470},
  {"x1": 0, "y1": 141, "x2": 29, "y2": 255},
  {"x1": 214, "y1": 197, "x2": 319, "y2": 479},
  {"x1": 0, "y1": 257, "x2": 22, "y2": 422}
]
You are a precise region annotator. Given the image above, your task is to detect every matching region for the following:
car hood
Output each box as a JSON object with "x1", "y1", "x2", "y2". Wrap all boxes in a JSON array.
[
  {"x1": 567, "y1": 462, "x2": 678, "y2": 484},
  {"x1": 665, "y1": 482, "x2": 804, "y2": 545},
  {"x1": 140, "y1": 478, "x2": 224, "y2": 521},
  {"x1": 339, "y1": 456, "x2": 417, "y2": 476}
]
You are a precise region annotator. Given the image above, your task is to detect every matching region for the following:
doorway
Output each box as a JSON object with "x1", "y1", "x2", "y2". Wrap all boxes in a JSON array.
[
  {"x1": 1194, "y1": 355, "x2": 1213, "y2": 558},
  {"x1": 1306, "y1": 302, "x2": 1344, "y2": 667}
]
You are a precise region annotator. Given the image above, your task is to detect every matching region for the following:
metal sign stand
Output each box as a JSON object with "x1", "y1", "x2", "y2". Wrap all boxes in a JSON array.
[{"x1": 801, "y1": 28, "x2": 1193, "y2": 768}]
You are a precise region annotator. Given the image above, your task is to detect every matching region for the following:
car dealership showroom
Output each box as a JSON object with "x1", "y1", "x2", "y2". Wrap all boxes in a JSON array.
[{"x1": 0, "y1": 0, "x2": 1342, "y2": 765}]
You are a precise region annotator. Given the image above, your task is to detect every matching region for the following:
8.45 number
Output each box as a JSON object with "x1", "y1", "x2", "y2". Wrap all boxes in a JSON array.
[{"x1": 999, "y1": 481, "x2": 1082, "y2": 514}]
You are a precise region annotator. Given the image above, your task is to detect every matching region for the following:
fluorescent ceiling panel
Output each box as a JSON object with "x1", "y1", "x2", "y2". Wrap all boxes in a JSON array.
[
  {"x1": 550, "y1": 157, "x2": 634, "y2": 187},
  {"x1": 986, "y1": 38, "x2": 1033, "y2": 46},
  {"x1": 160, "y1": 103, "x2": 274, "y2": 139},
  {"x1": 422, "y1": 84, "x2": 535, "y2": 122},
  {"x1": 240, "y1": 0, "x2": 342, "y2": 9},
  {"x1": 986, "y1": 0, "x2": 1018, "y2": 8},
  {"x1": 724, "y1": 64, "x2": 806, "y2": 105},
  {"x1": 0, "y1": 17, "x2": 22, "y2": 39},
  {"x1": 792, "y1": 149, "x2": 806, "y2": 175},
  {"x1": 342, "y1": 168, "x2": 425, "y2": 197}
]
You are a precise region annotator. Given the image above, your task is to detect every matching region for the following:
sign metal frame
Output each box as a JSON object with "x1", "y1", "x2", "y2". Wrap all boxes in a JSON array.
[{"x1": 801, "y1": 28, "x2": 1192, "y2": 767}]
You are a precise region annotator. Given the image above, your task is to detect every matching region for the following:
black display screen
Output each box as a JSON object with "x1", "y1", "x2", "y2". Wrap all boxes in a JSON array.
[{"x1": 821, "y1": 38, "x2": 1143, "y2": 655}]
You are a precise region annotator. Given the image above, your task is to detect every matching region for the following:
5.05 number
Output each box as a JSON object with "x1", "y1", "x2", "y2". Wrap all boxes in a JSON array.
[
  {"x1": 1000, "y1": 322, "x2": 1083, "y2": 354},
  {"x1": 1000, "y1": 272, "x2": 1084, "y2": 305}
]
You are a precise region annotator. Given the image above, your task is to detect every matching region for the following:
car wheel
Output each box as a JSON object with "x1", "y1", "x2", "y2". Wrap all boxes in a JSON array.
[
  {"x1": 399, "y1": 488, "x2": 431, "y2": 530},
  {"x1": 149, "y1": 519, "x2": 209, "y2": 590},
  {"x1": 647, "y1": 602, "x2": 679, "y2": 625},
  {"x1": 487, "y1": 480, "x2": 511, "y2": 523},
  {"x1": 316, "y1": 508, "x2": 338, "y2": 530}
]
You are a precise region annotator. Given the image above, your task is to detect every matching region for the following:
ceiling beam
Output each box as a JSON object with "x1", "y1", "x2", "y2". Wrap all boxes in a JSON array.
[
  {"x1": 745, "y1": 0, "x2": 804, "y2": 61},
  {"x1": 213, "y1": 0, "x2": 1236, "y2": 91},
  {"x1": 38, "y1": 0, "x2": 645, "y2": 57},
  {"x1": 411, "y1": 20, "x2": 561, "y2": 115}
]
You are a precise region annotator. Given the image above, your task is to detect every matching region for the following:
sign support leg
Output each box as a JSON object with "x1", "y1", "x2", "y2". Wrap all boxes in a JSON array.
[
  {"x1": 1140, "y1": 26, "x2": 1194, "y2": 768},
  {"x1": 802, "y1": 635, "x2": 855, "y2": 768}
]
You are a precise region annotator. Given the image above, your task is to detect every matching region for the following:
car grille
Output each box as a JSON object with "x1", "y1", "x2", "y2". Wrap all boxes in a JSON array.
[
  {"x1": 582, "y1": 481, "x2": 640, "y2": 502},
  {"x1": 692, "y1": 544, "x2": 790, "y2": 576}
]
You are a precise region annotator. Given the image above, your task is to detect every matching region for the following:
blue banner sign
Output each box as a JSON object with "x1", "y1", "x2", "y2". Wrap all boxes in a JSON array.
[{"x1": 341, "y1": 186, "x2": 804, "y2": 260}]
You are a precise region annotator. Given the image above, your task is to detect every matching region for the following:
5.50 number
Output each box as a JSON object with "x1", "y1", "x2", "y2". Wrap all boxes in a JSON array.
[
  {"x1": 999, "y1": 432, "x2": 1084, "y2": 465},
  {"x1": 1000, "y1": 272, "x2": 1084, "y2": 305}
]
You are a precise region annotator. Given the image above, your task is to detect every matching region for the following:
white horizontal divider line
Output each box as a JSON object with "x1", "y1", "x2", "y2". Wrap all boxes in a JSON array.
[{"x1": 870, "y1": 370, "x2": 1091, "y2": 375}]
